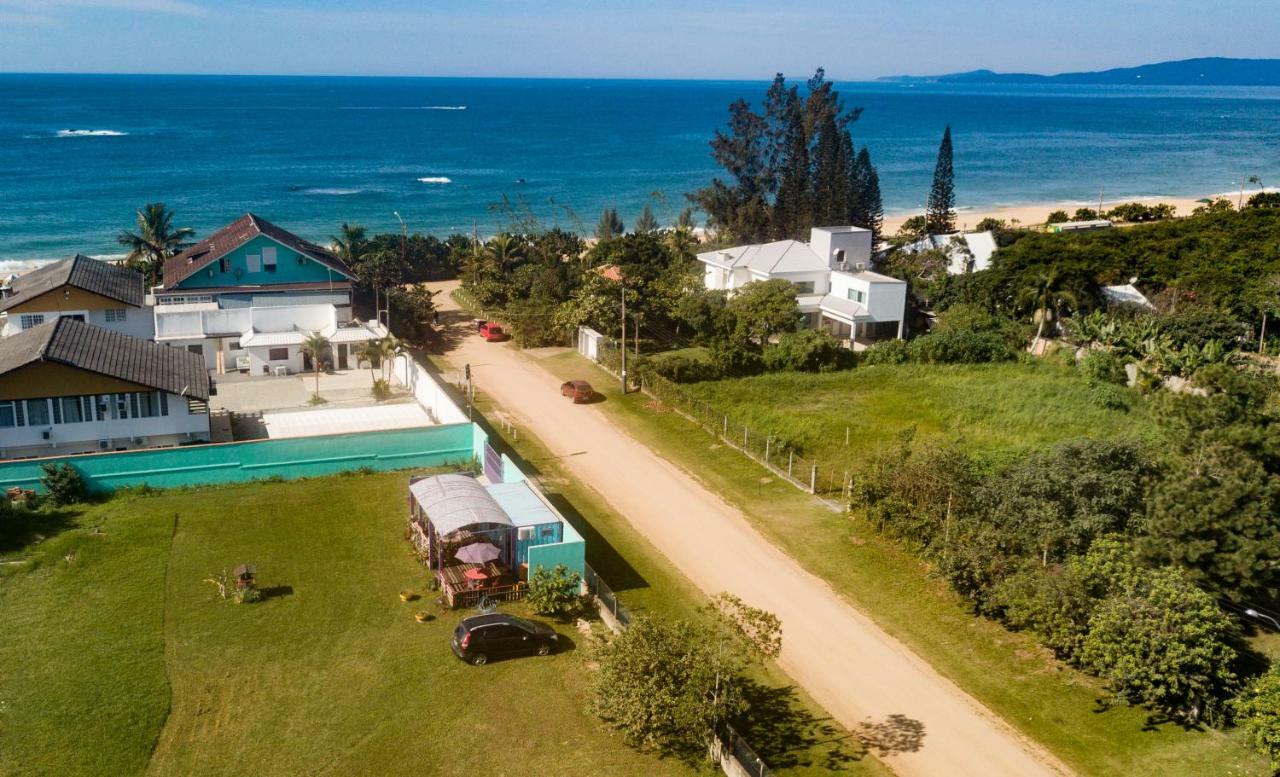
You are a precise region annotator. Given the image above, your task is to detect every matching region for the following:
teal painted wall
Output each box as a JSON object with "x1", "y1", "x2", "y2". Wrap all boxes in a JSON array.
[
  {"x1": 0, "y1": 424, "x2": 474, "y2": 493},
  {"x1": 175, "y1": 234, "x2": 348, "y2": 290},
  {"x1": 527, "y1": 521, "x2": 585, "y2": 581}
]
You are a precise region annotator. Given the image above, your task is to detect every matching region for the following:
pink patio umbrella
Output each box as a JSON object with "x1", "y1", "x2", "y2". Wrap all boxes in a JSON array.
[{"x1": 455, "y1": 542, "x2": 502, "y2": 565}]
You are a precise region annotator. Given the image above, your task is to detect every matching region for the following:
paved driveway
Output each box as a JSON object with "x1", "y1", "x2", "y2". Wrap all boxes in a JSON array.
[{"x1": 428, "y1": 280, "x2": 1071, "y2": 777}]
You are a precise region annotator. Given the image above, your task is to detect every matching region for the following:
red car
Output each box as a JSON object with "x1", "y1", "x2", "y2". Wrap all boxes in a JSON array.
[
  {"x1": 560, "y1": 380, "x2": 595, "y2": 403},
  {"x1": 479, "y1": 322, "x2": 507, "y2": 342}
]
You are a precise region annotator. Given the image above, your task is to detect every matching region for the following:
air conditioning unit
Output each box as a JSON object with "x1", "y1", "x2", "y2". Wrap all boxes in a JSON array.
[
  {"x1": 517, "y1": 526, "x2": 534, "y2": 541},
  {"x1": 41, "y1": 429, "x2": 51, "y2": 440},
  {"x1": 131, "y1": 436, "x2": 146, "y2": 445},
  {"x1": 98, "y1": 439, "x2": 111, "y2": 450},
  {"x1": 853, "y1": 262, "x2": 868, "y2": 271}
]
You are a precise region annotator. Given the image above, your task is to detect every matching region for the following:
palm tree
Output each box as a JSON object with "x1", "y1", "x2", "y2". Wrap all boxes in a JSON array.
[
  {"x1": 485, "y1": 233, "x2": 524, "y2": 276},
  {"x1": 329, "y1": 223, "x2": 368, "y2": 265},
  {"x1": 357, "y1": 340, "x2": 383, "y2": 392},
  {"x1": 377, "y1": 334, "x2": 402, "y2": 382},
  {"x1": 1017, "y1": 268, "x2": 1079, "y2": 352},
  {"x1": 117, "y1": 203, "x2": 194, "y2": 287},
  {"x1": 301, "y1": 331, "x2": 330, "y2": 401}
]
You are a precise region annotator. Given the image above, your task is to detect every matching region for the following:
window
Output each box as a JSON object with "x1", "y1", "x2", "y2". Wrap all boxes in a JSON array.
[
  {"x1": 246, "y1": 253, "x2": 262, "y2": 273},
  {"x1": 136, "y1": 391, "x2": 165, "y2": 418},
  {"x1": 219, "y1": 257, "x2": 230, "y2": 273},
  {"x1": 105, "y1": 308, "x2": 127, "y2": 323},
  {"x1": 59, "y1": 397, "x2": 85, "y2": 424},
  {"x1": 0, "y1": 401, "x2": 15, "y2": 428},
  {"x1": 19, "y1": 313, "x2": 44, "y2": 330},
  {"x1": 228, "y1": 340, "x2": 241, "y2": 351},
  {"x1": 268, "y1": 347, "x2": 289, "y2": 361},
  {"x1": 187, "y1": 344, "x2": 204, "y2": 357},
  {"x1": 95, "y1": 395, "x2": 110, "y2": 421},
  {"x1": 846, "y1": 288, "x2": 866, "y2": 304},
  {"x1": 63, "y1": 314, "x2": 85, "y2": 322},
  {"x1": 114, "y1": 393, "x2": 130, "y2": 420},
  {"x1": 793, "y1": 281, "x2": 815, "y2": 295},
  {"x1": 25, "y1": 399, "x2": 49, "y2": 426},
  {"x1": 262, "y1": 247, "x2": 277, "y2": 273}
]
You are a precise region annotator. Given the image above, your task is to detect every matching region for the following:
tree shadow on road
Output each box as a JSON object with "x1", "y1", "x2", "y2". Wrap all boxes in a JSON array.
[
  {"x1": 859, "y1": 713, "x2": 927, "y2": 756},
  {"x1": 734, "y1": 680, "x2": 872, "y2": 771}
]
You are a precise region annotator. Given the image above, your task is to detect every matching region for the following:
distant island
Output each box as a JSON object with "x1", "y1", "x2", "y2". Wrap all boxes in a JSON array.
[{"x1": 879, "y1": 57, "x2": 1280, "y2": 86}]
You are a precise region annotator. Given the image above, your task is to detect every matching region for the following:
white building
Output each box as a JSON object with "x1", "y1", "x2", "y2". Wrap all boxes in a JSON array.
[
  {"x1": 0, "y1": 254, "x2": 154, "y2": 339},
  {"x1": 902, "y1": 231, "x2": 998, "y2": 275},
  {"x1": 153, "y1": 302, "x2": 387, "y2": 376},
  {"x1": 0, "y1": 318, "x2": 210, "y2": 459},
  {"x1": 697, "y1": 226, "x2": 907, "y2": 345}
]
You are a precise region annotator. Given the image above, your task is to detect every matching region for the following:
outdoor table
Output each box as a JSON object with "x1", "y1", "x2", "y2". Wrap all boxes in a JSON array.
[{"x1": 464, "y1": 568, "x2": 489, "y2": 588}]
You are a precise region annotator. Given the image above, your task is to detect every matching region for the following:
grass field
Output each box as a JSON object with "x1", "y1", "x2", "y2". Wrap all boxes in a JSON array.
[
  {"x1": 541, "y1": 351, "x2": 1269, "y2": 777},
  {"x1": 0, "y1": 460, "x2": 882, "y2": 775},
  {"x1": 679, "y1": 361, "x2": 1153, "y2": 467}
]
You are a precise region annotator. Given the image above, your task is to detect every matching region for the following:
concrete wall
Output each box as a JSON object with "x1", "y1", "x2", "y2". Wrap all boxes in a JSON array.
[
  {"x1": 2, "y1": 306, "x2": 152, "y2": 339},
  {"x1": 392, "y1": 353, "x2": 468, "y2": 425},
  {"x1": 245, "y1": 344, "x2": 303, "y2": 376},
  {"x1": 0, "y1": 423, "x2": 474, "y2": 493},
  {"x1": 809, "y1": 226, "x2": 872, "y2": 268}
]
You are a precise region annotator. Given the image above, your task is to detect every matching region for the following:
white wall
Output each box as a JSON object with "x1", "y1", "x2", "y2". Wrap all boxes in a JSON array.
[
  {"x1": 246, "y1": 344, "x2": 303, "y2": 376},
  {"x1": 765, "y1": 269, "x2": 832, "y2": 295},
  {"x1": 809, "y1": 227, "x2": 872, "y2": 268},
  {"x1": 829, "y1": 272, "x2": 907, "y2": 326},
  {"x1": 0, "y1": 394, "x2": 210, "y2": 458},
  {"x1": 392, "y1": 353, "x2": 468, "y2": 425},
  {"x1": 2, "y1": 306, "x2": 152, "y2": 339}
]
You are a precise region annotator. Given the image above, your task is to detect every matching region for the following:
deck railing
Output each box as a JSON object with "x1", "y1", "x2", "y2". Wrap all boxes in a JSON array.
[{"x1": 441, "y1": 580, "x2": 527, "y2": 609}]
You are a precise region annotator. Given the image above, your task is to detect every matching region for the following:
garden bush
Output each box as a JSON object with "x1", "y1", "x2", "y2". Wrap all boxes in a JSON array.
[
  {"x1": 762, "y1": 330, "x2": 852, "y2": 373},
  {"x1": 860, "y1": 338, "x2": 909, "y2": 365},
  {"x1": 907, "y1": 330, "x2": 1014, "y2": 364},
  {"x1": 642, "y1": 348, "x2": 723, "y2": 383},
  {"x1": 527, "y1": 564, "x2": 585, "y2": 619},
  {"x1": 1079, "y1": 349, "x2": 1129, "y2": 385},
  {"x1": 39, "y1": 462, "x2": 87, "y2": 506}
]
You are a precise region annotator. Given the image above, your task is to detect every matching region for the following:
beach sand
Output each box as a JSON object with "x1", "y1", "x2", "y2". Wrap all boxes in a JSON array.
[{"x1": 882, "y1": 193, "x2": 1231, "y2": 234}]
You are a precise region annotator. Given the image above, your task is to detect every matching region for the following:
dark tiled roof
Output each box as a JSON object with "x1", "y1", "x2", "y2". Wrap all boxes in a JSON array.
[
  {"x1": 0, "y1": 318, "x2": 210, "y2": 400},
  {"x1": 0, "y1": 254, "x2": 145, "y2": 312},
  {"x1": 162, "y1": 213, "x2": 354, "y2": 288}
]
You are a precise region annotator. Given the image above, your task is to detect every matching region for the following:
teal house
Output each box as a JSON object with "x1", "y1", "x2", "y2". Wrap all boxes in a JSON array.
[{"x1": 156, "y1": 214, "x2": 356, "y2": 312}]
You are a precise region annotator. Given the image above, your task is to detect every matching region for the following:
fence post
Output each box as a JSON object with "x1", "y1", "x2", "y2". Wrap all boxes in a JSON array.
[
  {"x1": 743, "y1": 426, "x2": 748, "y2": 449},
  {"x1": 788, "y1": 450, "x2": 794, "y2": 478},
  {"x1": 765, "y1": 435, "x2": 770, "y2": 463},
  {"x1": 723, "y1": 415, "x2": 728, "y2": 438},
  {"x1": 810, "y1": 464, "x2": 817, "y2": 494}
]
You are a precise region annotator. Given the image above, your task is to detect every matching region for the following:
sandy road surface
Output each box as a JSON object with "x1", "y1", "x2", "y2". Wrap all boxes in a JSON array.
[{"x1": 430, "y1": 281, "x2": 1071, "y2": 777}]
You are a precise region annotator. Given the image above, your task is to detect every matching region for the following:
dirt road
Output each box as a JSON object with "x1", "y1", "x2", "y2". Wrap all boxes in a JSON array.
[{"x1": 431, "y1": 281, "x2": 1071, "y2": 777}]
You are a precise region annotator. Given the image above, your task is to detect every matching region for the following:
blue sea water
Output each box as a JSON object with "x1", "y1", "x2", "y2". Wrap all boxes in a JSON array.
[{"x1": 1, "y1": 73, "x2": 1278, "y2": 264}]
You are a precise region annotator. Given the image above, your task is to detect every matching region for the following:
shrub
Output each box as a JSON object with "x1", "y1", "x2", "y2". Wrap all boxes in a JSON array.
[
  {"x1": 707, "y1": 338, "x2": 764, "y2": 377},
  {"x1": 1088, "y1": 382, "x2": 1131, "y2": 411},
  {"x1": 907, "y1": 330, "x2": 1013, "y2": 364},
  {"x1": 40, "y1": 462, "x2": 87, "y2": 506},
  {"x1": 1079, "y1": 349, "x2": 1128, "y2": 385},
  {"x1": 371, "y1": 378, "x2": 392, "y2": 400},
  {"x1": 1046, "y1": 210, "x2": 1070, "y2": 224},
  {"x1": 860, "y1": 338, "x2": 909, "y2": 365},
  {"x1": 1234, "y1": 665, "x2": 1280, "y2": 772},
  {"x1": 527, "y1": 564, "x2": 584, "y2": 619},
  {"x1": 643, "y1": 348, "x2": 723, "y2": 383},
  {"x1": 762, "y1": 330, "x2": 851, "y2": 373}
]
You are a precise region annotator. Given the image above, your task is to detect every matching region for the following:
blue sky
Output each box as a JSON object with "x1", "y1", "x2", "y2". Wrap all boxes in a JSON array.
[{"x1": 1, "y1": 0, "x2": 1278, "y2": 80}]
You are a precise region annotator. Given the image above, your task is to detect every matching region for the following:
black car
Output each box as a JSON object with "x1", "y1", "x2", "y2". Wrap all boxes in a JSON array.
[{"x1": 451, "y1": 613, "x2": 559, "y2": 665}]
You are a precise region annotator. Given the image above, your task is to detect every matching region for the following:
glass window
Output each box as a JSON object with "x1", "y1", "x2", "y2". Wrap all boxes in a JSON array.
[
  {"x1": 228, "y1": 340, "x2": 241, "y2": 351},
  {"x1": 105, "y1": 308, "x2": 127, "y2": 322},
  {"x1": 19, "y1": 313, "x2": 44, "y2": 330},
  {"x1": 219, "y1": 257, "x2": 230, "y2": 273},
  {"x1": 115, "y1": 393, "x2": 129, "y2": 420},
  {"x1": 262, "y1": 247, "x2": 277, "y2": 272},
  {"x1": 846, "y1": 288, "x2": 866, "y2": 304},
  {"x1": 0, "y1": 401, "x2": 14, "y2": 428},
  {"x1": 268, "y1": 347, "x2": 289, "y2": 361},
  {"x1": 793, "y1": 281, "x2": 815, "y2": 294},
  {"x1": 136, "y1": 392, "x2": 164, "y2": 418},
  {"x1": 95, "y1": 395, "x2": 110, "y2": 421},
  {"x1": 25, "y1": 399, "x2": 49, "y2": 426},
  {"x1": 59, "y1": 397, "x2": 85, "y2": 424},
  {"x1": 187, "y1": 344, "x2": 203, "y2": 356}
]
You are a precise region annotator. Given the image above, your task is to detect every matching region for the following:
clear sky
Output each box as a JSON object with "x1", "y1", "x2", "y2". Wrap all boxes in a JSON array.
[{"x1": 1, "y1": 0, "x2": 1278, "y2": 80}]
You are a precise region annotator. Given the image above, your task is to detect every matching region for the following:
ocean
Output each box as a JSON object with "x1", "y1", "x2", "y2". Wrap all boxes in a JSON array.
[{"x1": 1, "y1": 73, "x2": 1279, "y2": 266}]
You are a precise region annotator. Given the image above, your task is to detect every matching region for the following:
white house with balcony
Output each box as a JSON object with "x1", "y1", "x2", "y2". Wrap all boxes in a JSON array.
[
  {"x1": 697, "y1": 226, "x2": 907, "y2": 346},
  {"x1": 153, "y1": 303, "x2": 387, "y2": 376}
]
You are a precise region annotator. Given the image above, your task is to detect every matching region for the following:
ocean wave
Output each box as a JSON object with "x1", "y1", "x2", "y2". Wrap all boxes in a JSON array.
[
  {"x1": 300, "y1": 187, "x2": 365, "y2": 196},
  {"x1": 55, "y1": 129, "x2": 128, "y2": 137},
  {"x1": 339, "y1": 105, "x2": 466, "y2": 111},
  {"x1": 417, "y1": 177, "x2": 453, "y2": 184},
  {"x1": 419, "y1": 106, "x2": 466, "y2": 110}
]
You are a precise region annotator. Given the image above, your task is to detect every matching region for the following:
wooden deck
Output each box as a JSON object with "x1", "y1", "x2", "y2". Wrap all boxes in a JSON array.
[{"x1": 437, "y1": 561, "x2": 527, "y2": 609}]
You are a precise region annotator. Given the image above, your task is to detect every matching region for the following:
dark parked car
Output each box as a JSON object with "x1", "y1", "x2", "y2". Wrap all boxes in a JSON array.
[
  {"x1": 451, "y1": 613, "x2": 559, "y2": 665},
  {"x1": 560, "y1": 379, "x2": 595, "y2": 403}
]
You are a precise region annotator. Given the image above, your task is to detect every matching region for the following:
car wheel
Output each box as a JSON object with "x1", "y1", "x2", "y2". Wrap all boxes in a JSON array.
[
  {"x1": 536, "y1": 643, "x2": 552, "y2": 656},
  {"x1": 471, "y1": 653, "x2": 488, "y2": 666}
]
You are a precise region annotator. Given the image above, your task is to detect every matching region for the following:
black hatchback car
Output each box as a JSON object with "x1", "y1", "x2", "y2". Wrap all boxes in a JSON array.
[{"x1": 451, "y1": 613, "x2": 559, "y2": 665}]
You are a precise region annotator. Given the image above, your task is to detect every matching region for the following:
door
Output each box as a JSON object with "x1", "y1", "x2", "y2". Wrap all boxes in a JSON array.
[
  {"x1": 337, "y1": 343, "x2": 349, "y2": 370},
  {"x1": 302, "y1": 350, "x2": 313, "y2": 371}
]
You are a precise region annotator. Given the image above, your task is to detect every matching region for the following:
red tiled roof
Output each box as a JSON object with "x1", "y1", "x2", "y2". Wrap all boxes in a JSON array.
[{"x1": 161, "y1": 213, "x2": 354, "y2": 288}]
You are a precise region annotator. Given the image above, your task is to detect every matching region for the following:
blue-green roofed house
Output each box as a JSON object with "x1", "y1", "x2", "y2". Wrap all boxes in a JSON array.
[{"x1": 156, "y1": 214, "x2": 356, "y2": 312}]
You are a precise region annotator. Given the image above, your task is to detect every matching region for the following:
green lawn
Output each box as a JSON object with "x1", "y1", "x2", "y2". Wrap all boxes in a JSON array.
[
  {"x1": 540, "y1": 351, "x2": 1269, "y2": 777},
  {"x1": 680, "y1": 361, "x2": 1153, "y2": 466},
  {"x1": 0, "y1": 460, "x2": 883, "y2": 776}
]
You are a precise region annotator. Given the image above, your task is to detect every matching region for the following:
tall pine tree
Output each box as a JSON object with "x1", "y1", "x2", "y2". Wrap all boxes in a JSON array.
[
  {"x1": 852, "y1": 147, "x2": 884, "y2": 242},
  {"x1": 770, "y1": 87, "x2": 811, "y2": 239},
  {"x1": 926, "y1": 125, "x2": 956, "y2": 234}
]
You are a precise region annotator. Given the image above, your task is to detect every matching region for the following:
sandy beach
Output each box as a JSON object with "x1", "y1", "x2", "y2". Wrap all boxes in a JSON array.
[{"x1": 883, "y1": 191, "x2": 1250, "y2": 234}]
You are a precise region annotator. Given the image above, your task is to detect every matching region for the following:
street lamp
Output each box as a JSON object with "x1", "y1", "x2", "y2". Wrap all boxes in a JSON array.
[{"x1": 1245, "y1": 608, "x2": 1280, "y2": 631}]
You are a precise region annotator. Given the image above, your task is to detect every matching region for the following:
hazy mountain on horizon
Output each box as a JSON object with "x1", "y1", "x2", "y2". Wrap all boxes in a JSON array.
[{"x1": 879, "y1": 57, "x2": 1280, "y2": 86}]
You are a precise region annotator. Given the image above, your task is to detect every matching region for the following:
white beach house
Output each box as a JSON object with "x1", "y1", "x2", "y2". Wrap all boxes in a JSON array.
[
  {"x1": 901, "y1": 231, "x2": 998, "y2": 275},
  {"x1": 697, "y1": 226, "x2": 907, "y2": 346}
]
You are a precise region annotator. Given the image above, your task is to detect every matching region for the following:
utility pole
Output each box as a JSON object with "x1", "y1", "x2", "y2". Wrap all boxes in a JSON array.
[
  {"x1": 1239, "y1": 175, "x2": 1247, "y2": 210},
  {"x1": 1098, "y1": 186, "x2": 1104, "y2": 214},
  {"x1": 393, "y1": 211, "x2": 408, "y2": 329},
  {"x1": 620, "y1": 281, "x2": 627, "y2": 394}
]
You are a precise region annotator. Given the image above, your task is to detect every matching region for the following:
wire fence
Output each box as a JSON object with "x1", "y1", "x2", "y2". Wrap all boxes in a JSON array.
[
  {"x1": 582, "y1": 562, "x2": 634, "y2": 629},
  {"x1": 712, "y1": 724, "x2": 773, "y2": 777}
]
